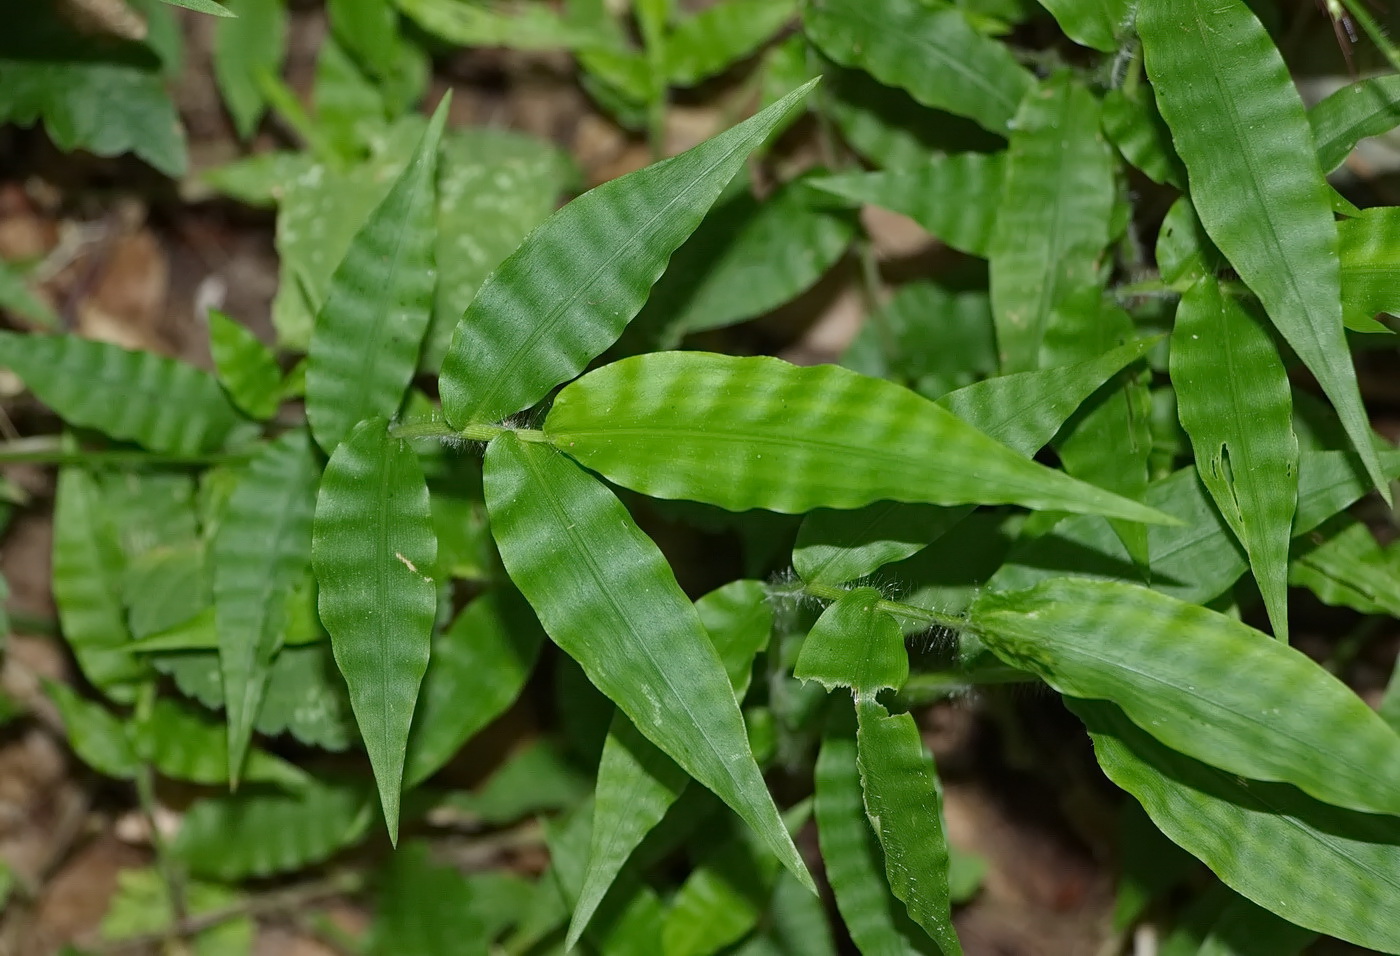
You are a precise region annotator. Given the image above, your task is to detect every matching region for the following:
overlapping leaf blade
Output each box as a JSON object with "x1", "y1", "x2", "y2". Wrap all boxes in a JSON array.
[
  {"x1": 1171, "y1": 277, "x2": 1297, "y2": 640},
  {"x1": 971, "y1": 577, "x2": 1400, "y2": 816},
  {"x1": 404, "y1": 587, "x2": 546, "y2": 787},
  {"x1": 663, "y1": 817, "x2": 783, "y2": 956},
  {"x1": 804, "y1": 0, "x2": 1032, "y2": 134},
  {"x1": 439, "y1": 82, "x2": 815, "y2": 428},
  {"x1": 314, "y1": 417, "x2": 436, "y2": 840},
  {"x1": 306, "y1": 101, "x2": 445, "y2": 453},
  {"x1": 665, "y1": 0, "x2": 795, "y2": 87},
  {"x1": 569, "y1": 580, "x2": 772, "y2": 950},
  {"x1": 546, "y1": 351, "x2": 1173, "y2": 522},
  {"x1": 1073, "y1": 697, "x2": 1400, "y2": 953},
  {"x1": 1290, "y1": 515, "x2": 1400, "y2": 617},
  {"x1": 1338, "y1": 207, "x2": 1400, "y2": 321},
  {"x1": 816, "y1": 706, "x2": 937, "y2": 956},
  {"x1": 1100, "y1": 84, "x2": 1185, "y2": 187},
  {"x1": 53, "y1": 466, "x2": 148, "y2": 703},
  {"x1": 1309, "y1": 74, "x2": 1400, "y2": 173},
  {"x1": 215, "y1": 428, "x2": 320, "y2": 784},
  {"x1": 856, "y1": 699, "x2": 961, "y2": 956},
  {"x1": 795, "y1": 589, "x2": 908, "y2": 698},
  {"x1": 1034, "y1": 0, "x2": 1126, "y2": 51},
  {"x1": 988, "y1": 72, "x2": 1114, "y2": 373},
  {"x1": 1139, "y1": 0, "x2": 1388, "y2": 500},
  {"x1": 810, "y1": 153, "x2": 1005, "y2": 258},
  {"x1": 0, "y1": 332, "x2": 248, "y2": 455},
  {"x1": 483, "y1": 433, "x2": 812, "y2": 890},
  {"x1": 134, "y1": 697, "x2": 309, "y2": 790},
  {"x1": 395, "y1": 0, "x2": 613, "y2": 49},
  {"x1": 46, "y1": 680, "x2": 140, "y2": 779},
  {"x1": 208, "y1": 310, "x2": 282, "y2": 420}
]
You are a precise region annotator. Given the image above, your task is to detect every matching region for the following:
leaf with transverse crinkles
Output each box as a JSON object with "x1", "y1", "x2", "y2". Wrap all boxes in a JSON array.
[
  {"x1": 483, "y1": 433, "x2": 812, "y2": 892},
  {"x1": 439, "y1": 82, "x2": 815, "y2": 428},
  {"x1": 546, "y1": 351, "x2": 1174, "y2": 523},
  {"x1": 1138, "y1": 0, "x2": 1387, "y2": 501},
  {"x1": 306, "y1": 101, "x2": 445, "y2": 453},
  {"x1": 314, "y1": 418, "x2": 437, "y2": 841},
  {"x1": 971, "y1": 577, "x2": 1400, "y2": 817},
  {"x1": 1072, "y1": 697, "x2": 1400, "y2": 953}
]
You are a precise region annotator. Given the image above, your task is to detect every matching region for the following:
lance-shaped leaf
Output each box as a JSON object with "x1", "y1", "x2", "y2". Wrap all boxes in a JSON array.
[
  {"x1": 1073, "y1": 697, "x2": 1400, "y2": 954},
  {"x1": 1172, "y1": 277, "x2": 1296, "y2": 640},
  {"x1": 1289, "y1": 514, "x2": 1400, "y2": 618},
  {"x1": 208, "y1": 309, "x2": 282, "y2": 421},
  {"x1": 1309, "y1": 74, "x2": 1400, "y2": 173},
  {"x1": 1034, "y1": 0, "x2": 1126, "y2": 52},
  {"x1": 483, "y1": 433, "x2": 813, "y2": 890},
  {"x1": 174, "y1": 777, "x2": 375, "y2": 881},
  {"x1": 213, "y1": 0, "x2": 287, "y2": 139},
  {"x1": 804, "y1": 0, "x2": 1032, "y2": 134},
  {"x1": 1338, "y1": 207, "x2": 1400, "y2": 321},
  {"x1": 800, "y1": 340, "x2": 1159, "y2": 587},
  {"x1": 795, "y1": 589, "x2": 908, "y2": 698},
  {"x1": 314, "y1": 417, "x2": 437, "y2": 840},
  {"x1": 403, "y1": 587, "x2": 546, "y2": 787},
  {"x1": 0, "y1": 332, "x2": 248, "y2": 455},
  {"x1": 665, "y1": 0, "x2": 796, "y2": 87},
  {"x1": 215, "y1": 428, "x2": 319, "y2": 785},
  {"x1": 988, "y1": 71, "x2": 1114, "y2": 373},
  {"x1": 663, "y1": 814, "x2": 787, "y2": 956},
  {"x1": 1101, "y1": 84, "x2": 1185, "y2": 188},
  {"x1": 306, "y1": 100, "x2": 445, "y2": 453},
  {"x1": 856, "y1": 699, "x2": 961, "y2": 956},
  {"x1": 568, "y1": 580, "x2": 772, "y2": 950},
  {"x1": 439, "y1": 82, "x2": 815, "y2": 428},
  {"x1": 970, "y1": 577, "x2": 1400, "y2": 817},
  {"x1": 1138, "y1": 0, "x2": 1387, "y2": 501},
  {"x1": 816, "y1": 706, "x2": 937, "y2": 956},
  {"x1": 53, "y1": 468, "x2": 146, "y2": 703},
  {"x1": 395, "y1": 0, "x2": 614, "y2": 49},
  {"x1": 810, "y1": 153, "x2": 1005, "y2": 258},
  {"x1": 546, "y1": 351, "x2": 1174, "y2": 523}
]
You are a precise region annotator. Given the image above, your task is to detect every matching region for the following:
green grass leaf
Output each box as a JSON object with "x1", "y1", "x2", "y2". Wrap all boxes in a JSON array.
[
  {"x1": 1073, "y1": 697, "x2": 1400, "y2": 954},
  {"x1": 53, "y1": 468, "x2": 146, "y2": 703},
  {"x1": 841, "y1": 279, "x2": 997, "y2": 394},
  {"x1": 134, "y1": 697, "x2": 309, "y2": 790},
  {"x1": 971, "y1": 577, "x2": 1400, "y2": 817},
  {"x1": 215, "y1": 428, "x2": 319, "y2": 785},
  {"x1": 1101, "y1": 84, "x2": 1185, "y2": 188},
  {"x1": 371, "y1": 842, "x2": 488, "y2": 956},
  {"x1": 0, "y1": 332, "x2": 249, "y2": 455},
  {"x1": 569, "y1": 580, "x2": 771, "y2": 951},
  {"x1": 632, "y1": 176, "x2": 857, "y2": 347},
  {"x1": 158, "y1": 0, "x2": 235, "y2": 15},
  {"x1": 988, "y1": 71, "x2": 1114, "y2": 373},
  {"x1": 546, "y1": 351, "x2": 1174, "y2": 523},
  {"x1": 396, "y1": 0, "x2": 614, "y2": 49},
  {"x1": 440, "y1": 81, "x2": 815, "y2": 428},
  {"x1": 0, "y1": 259, "x2": 57, "y2": 329},
  {"x1": 46, "y1": 680, "x2": 140, "y2": 779},
  {"x1": 1194, "y1": 893, "x2": 1317, "y2": 956},
  {"x1": 663, "y1": 815, "x2": 784, "y2": 956},
  {"x1": 306, "y1": 101, "x2": 446, "y2": 453},
  {"x1": 1289, "y1": 515, "x2": 1400, "y2": 617},
  {"x1": 314, "y1": 418, "x2": 436, "y2": 840},
  {"x1": 1171, "y1": 277, "x2": 1297, "y2": 640},
  {"x1": 212, "y1": 0, "x2": 287, "y2": 138},
  {"x1": 810, "y1": 152, "x2": 1005, "y2": 258},
  {"x1": 483, "y1": 433, "x2": 813, "y2": 892},
  {"x1": 666, "y1": 0, "x2": 795, "y2": 87},
  {"x1": 208, "y1": 310, "x2": 282, "y2": 420},
  {"x1": 816, "y1": 706, "x2": 937, "y2": 956},
  {"x1": 174, "y1": 777, "x2": 375, "y2": 881},
  {"x1": 795, "y1": 589, "x2": 908, "y2": 697},
  {"x1": 1138, "y1": 0, "x2": 1388, "y2": 502},
  {"x1": 805, "y1": 0, "x2": 1032, "y2": 134},
  {"x1": 1309, "y1": 74, "x2": 1400, "y2": 173},
  {"x1": 856, "y1": 698, "x2": 962, "y2": 956},
  {"x1": 404, "y1": 587, "x2": 546, "y2": 787},
  {"x1": 1339, "y1": 207, "x2": 1400, "y2": 322},
  {"x1": 1034, "y1": 0, "x2": 1126, "y2": 51}
]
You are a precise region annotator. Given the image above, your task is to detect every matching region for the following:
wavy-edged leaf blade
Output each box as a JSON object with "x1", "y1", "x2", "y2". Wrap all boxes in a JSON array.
[
  {"x1": 440, "y1": 82, "x2": 816, "y2": 428},
  {"x1": 546, "y1": 351, "x2": 1174, "y2": 523}
]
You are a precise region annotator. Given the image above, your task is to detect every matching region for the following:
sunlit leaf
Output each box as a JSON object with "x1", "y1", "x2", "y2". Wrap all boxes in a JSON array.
[
  {"x1": 0, "y1": 332, "x2": 249, "y2": 455},
  {"x1": 1139, "y1": 0, "x2": 1388, "y2": 500},
  {"x1": 403, "y1": 587, "x2": 545, "y2": 786},
  {"x1": 483, "y1": 433, "x2": 813, "y2": 890},
  {"x1": 547, "y1": 351, "x2": 1174, "y2": 523},
  {"x1": 314, "y1": 418, "x2": 436, "y2": 839},
  {"x1": 306, "y1": 101, "x2": 445, "y2": 453},
  {"x1": 805, "y1": 0, "x2": 1032, "y2": 133},
  {"x1": 1309, "y1": 73, "x2": 1400, "y2": 173},
  {"x1": 215, "y1": 428, "x2": 319, "y2": 784},
  {"x1": 440, "y1": 82, "x2": 816, "y2": 427},
  {"x1": 811, "y1": 153, "x2": 1005, "y2": 257},
  {"x1": 988, "y1": 71, "x2": 1114, "y2": 373},
  {"x1": 1171, "y1": 276, "x2": 1297, "y2": 640},
  {"x1": 971, "y1": 577, "x2": 1400, "y2": 817},
  {"x1": 208, "y1": 310, "x2": 282, "y2": 420},
  {"x1": 1073, "y1": 697, "x2": 1400, "y2": 954}
]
